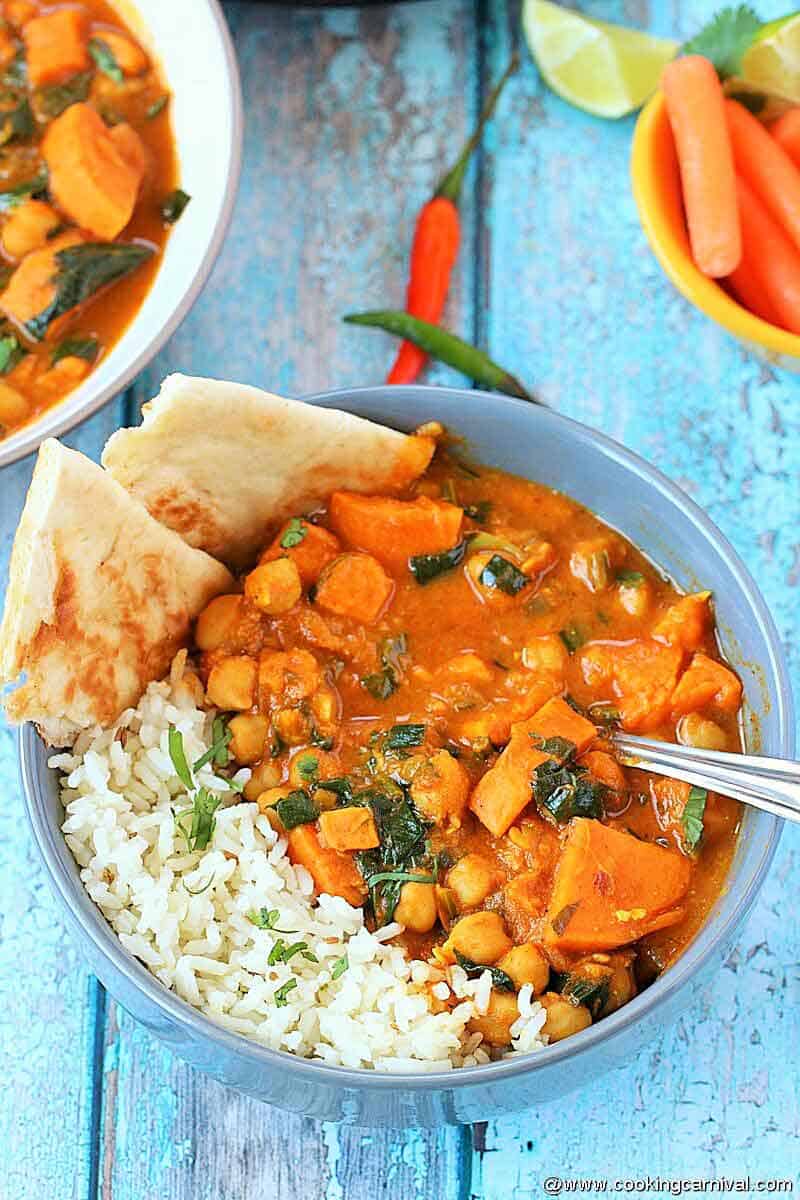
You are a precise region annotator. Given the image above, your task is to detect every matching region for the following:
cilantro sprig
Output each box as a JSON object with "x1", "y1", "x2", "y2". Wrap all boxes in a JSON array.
[
  {"x1": 682, "y1": 5, "x2": 761, "y2": 79},
  {"x1": 168, "y1": 723, "x2": 238, "y2": 852}
]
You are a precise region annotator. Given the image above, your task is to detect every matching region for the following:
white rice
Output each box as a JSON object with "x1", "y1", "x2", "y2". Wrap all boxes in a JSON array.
[{"x1": 54, "y1": 668, "x2": 548, "y2": 1071}]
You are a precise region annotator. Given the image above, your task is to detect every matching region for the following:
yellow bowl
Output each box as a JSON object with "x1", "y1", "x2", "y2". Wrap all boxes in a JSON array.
[{"x1": 631, "y1": 90, "x2": 800, "y2": 372}]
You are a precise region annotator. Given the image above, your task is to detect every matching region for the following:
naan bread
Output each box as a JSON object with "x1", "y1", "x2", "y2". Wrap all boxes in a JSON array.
[
  {"x1": 0, "y1": 440, "x2": 233, "y2": 745},
  {"x1": 102, "y1": 374, "x2": 435, "y2": 567}
]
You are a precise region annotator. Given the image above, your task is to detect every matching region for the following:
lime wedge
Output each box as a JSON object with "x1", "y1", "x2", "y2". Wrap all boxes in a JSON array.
[
  {"x1": 740, "y1": 11, "x2": 800, "y2": 103},
  {"x1": 522, "y1": 0, "x2": 678, "y2": 119}
]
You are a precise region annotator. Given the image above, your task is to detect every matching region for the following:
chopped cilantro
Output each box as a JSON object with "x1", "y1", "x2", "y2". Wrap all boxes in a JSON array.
[{"x1": 280, "y1": 517, "x2": 307, "y2": 549}]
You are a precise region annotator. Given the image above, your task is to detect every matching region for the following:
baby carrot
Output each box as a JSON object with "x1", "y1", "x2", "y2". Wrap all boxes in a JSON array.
[
  {"x1": 726, "y1": 257, "x2": 780, "y2": 326},
  {"x1": 734, "y1": 174, "x2": 800, "y2": 334},
  {"x1": 661, "y1": 56, "x2": 741, "y2": 278},
  {"x1": 770, "y1": 107, "x2": 800, "y2": 170},
  {"x1": 726, "y1": 99, "x2": 800, "y2": 255}
]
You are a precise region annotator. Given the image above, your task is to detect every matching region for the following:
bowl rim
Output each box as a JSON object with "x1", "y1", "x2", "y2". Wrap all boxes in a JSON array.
[
  {"x1": 19, "y1": 384, "x2": 795, "y2": 1091},
  {"x1": 0, "y1": 0, "x2": 244, "y2": 470},
  {"x1": 631, "y1": 89, "x2": 800, "y2": 358}
]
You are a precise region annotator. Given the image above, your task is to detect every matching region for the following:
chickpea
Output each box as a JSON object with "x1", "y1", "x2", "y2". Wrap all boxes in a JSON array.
[
  {"x1": 288, "y1": 747, "x2": 339, "y2": 787},
  {"x1": 447, "y1": 854, "x2": 501, "y2": 909},
  {"x1": 677, "y1": 712, "x2": 728, "y2": 751},
  {"x1": 539, "y1": 992, "x2": 592, "y2": 1042},
  {"x1": 256, "y1": 785, "x2": 293, "y2": 813},
  {"x1": 273, "y1": 707, "x2": 310, "y2": 746},
  {"x1": 605, "y1": 963, "x2": 636, "y2": 1014},
  {"x1": 0, "y1": 380, "x2": 29, "y2": 429},
  {"x1": 394, "y1": 882, "x2": 438, "y2": 933},
  {"x1": 497, "y1": 943, "x2": 550, "y2": 994},
  {"x1": 410, "y1": 750, "x2": 470, "y2": 828},
  {"x1": 196, "y1": 594, "x2": 245, "y2": 652},
  {"x1": 448, "y1": 910, "x2": 513, "y2": 965},
  {"x1": 206, "y1": 656, "x2": 257, "y2": 710},
  {"x1": 245, "y1": 558, "x2": 302, "y2": 615},
  {"x1": 243, "y1": 759, "x2": 281, "y2": 801},
  {"x1": 227, "y1": 713, "x2": 269, "y2": 765},
  {"x1": 521, "y1": 635, "x2": 568, "y2": 676},
  {"x1": 468, "y1": 989, "x2": 520, "y2": 1047}
]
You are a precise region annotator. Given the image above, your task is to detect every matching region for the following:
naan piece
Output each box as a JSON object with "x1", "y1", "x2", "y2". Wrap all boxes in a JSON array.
[
  {"x1": 102, "y1": 374, "x2": 436, "y2": 566},
  {"x1": 0, "y1": 440, "x2": 233, "y2": 745}
]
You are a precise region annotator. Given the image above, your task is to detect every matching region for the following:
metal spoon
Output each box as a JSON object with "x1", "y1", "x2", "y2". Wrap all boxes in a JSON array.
[{"x1": 613, "y1": 732, "x2": 800, "y2": 825}]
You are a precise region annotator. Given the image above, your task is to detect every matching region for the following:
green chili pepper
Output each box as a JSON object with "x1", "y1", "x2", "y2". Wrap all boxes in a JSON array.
[{"x1": 343, "y1": 310, "x2": 536, "y2": 403}]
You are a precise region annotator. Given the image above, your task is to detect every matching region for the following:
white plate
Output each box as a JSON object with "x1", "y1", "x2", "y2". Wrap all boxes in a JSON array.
[{"x1": 0, "y1": 0, "x2": 243, "y2": 468}]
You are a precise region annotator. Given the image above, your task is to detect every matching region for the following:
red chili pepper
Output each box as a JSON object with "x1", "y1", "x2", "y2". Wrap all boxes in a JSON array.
[{"x1": 387, "y1": 55, "x2": 518, "y2": 386}]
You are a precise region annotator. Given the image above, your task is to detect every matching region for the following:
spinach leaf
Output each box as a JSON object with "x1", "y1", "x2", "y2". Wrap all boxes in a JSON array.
[
  {"x1": 478, "y1": 554, "x2": 529, "y2": 596},
  {"x1": 531, "y1": 735, "x2": 576, "y2": 760},
  {"x1": 89, "y1": 37, "x2": 123, "y2": 83},
  {"x1": 161, "y1": 188, "x2": 191, "y2": 224},
  {"x1": 0, "y1": 170, "x2": 47, "y2": 212},
  {"x1": 356, "y1": 787, "x2": 430, "y2": 924},
  {"x1": 314, "y1": 776, "x2": 354, "y2": 805},
  {"x1": 275, "y1": 789, "x2": 319, "y2": 830},
  {"x1": 559, "y1": 623, "x2": 585, "y2": 653},
  {"x1": 0, "y1": 332, "x2": 25, "y2": 375},
  {"x1": 383, "y1": 722, "x2": 426, "y2": 752},
  {"x1": 553, "y1": 970, "x2": 609, "y2": 1018},
  {"x1": 26, "y1": 241, "x2": 154, "y2": 340},
  {"x1": 362, "y1": 632, "x2": 408, "y2": 701},
  {"x1": 37, "y1": 71, "x2": 92, "y2": 119},
  {"x1": 464, "y1": 500, "x2": 491, "y2": 523},
  {"x1": 51, "y1": 335, "x2": 99, "y2": 366},
  {"x1": 616, "y1": 569, "x2": 645, "y2": 586},
  {"x1": 532, "y1": 740, "x2": 607, "y2": 824},
  {"x1": 454, "y1": 951, "x2": 515, "y2": 992},
  {"x1": 0, "y1": 95, "x2": 33, "y2": 145},
  {"x1": 146, "y1": 94, "x2": 169, "y2": 119},
  {"x1": 2, "y1": 55, "x2": 26, "y2": 89},
  {"x1": 682, "y1": 785, "x2": 707, "y2": 851},
  {"x1": 280, "y1": 517, "x2": 306, "y2": 548},
  {"x1": 409, "y1": 539, "x2": 466, "y2": 585}
]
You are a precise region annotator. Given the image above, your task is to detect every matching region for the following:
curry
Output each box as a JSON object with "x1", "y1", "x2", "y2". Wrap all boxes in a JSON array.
[
  {"x1": 188, "y1": 443, "x2": 743, "y2": 1049},
  {"x1": 0, "y1": 0, "x2": 179, "y2": 441}
]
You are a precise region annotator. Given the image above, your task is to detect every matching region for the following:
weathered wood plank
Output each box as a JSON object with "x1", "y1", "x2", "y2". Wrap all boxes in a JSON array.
[
  {"x1": 0, "y1": 400, "x2": 127, "y2": 1200},
  {"x1": 476, "y1": 0, "x2": 800, "y2": 1189},
  {"x1": 101, "y1": 5, "x2": 476, "y2": 1198}
]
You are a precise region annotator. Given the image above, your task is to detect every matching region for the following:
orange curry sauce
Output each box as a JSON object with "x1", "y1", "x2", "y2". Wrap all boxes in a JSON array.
[
  {"x1": 190, "y1": 446, "x2": 742, "y2": 1047},
  {"x1": 0, "y1": 0, "x2": 178, "y2": 440}
]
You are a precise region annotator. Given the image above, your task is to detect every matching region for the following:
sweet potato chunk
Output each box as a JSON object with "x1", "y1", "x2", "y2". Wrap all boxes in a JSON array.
[
  {"x1": 329, "y1": 492, "x2": 463, "y2": 574},
  {"x1": 526, "y1": 696, "x2": 597, "y2": 754},
  {"x1": 671, "y1": 652, "x2": 742, "y2": 717},
  {"x1": 580, "y1": 639, "x2": 684, "y2": 733},
  {"x1": 578, "y1": 749, "x2": 626, "y2": 792},
  {"x1": 545, "y1": 818, "x2": 691, "y2": 953},
  {"x1": 42, "y1": 102, "x2": 143, "y2": 240},
  {"x1": 0, "y1": 230, "x2": 83, "y2": 329},
  {"x1": 470, "y1": 724, "x2": 549, "y2": 838},
  {"x1": 470, "y1": 698, "x2": 597, "y2": 837},
  {"x1": 260, "y1": 519, "x2": 341, "y2": 588},
  {"x1": 314, "y1": 552, "x2": 393, "y2": 624},
  {"x1": 318, "y1": 806, "x2": 379, "y2": 851},
  {"x1": 1, "y1": 199, "x2": 61, "y2": 260},
  {"x1": 653, "y1": 592, "x2": 712, "y2": 651},
  {"x1": 23, "y1": 8, "x2": 89, "y2": 87},
  {"x1": 286, "y1": 823, "x2": 366, "y2": 906},
  {"x1": 109, "y1": 123, "x2": 147, "y2": 180}
]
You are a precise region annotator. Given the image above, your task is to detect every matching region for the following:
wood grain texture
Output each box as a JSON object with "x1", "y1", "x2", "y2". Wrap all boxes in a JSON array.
[{"x1": 1, "y1": 0, "x2": 800, "y2": 1195}]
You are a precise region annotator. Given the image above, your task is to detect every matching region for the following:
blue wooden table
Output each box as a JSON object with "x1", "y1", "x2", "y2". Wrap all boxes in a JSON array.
[{"x1": 2, "y1": 1, "x2": 799, "y2": 1195}]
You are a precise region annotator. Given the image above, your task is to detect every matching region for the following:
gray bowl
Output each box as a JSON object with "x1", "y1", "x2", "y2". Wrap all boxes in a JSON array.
[{"x1": 19, "y1": 385, "x2": 794, "y2": 1126}]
